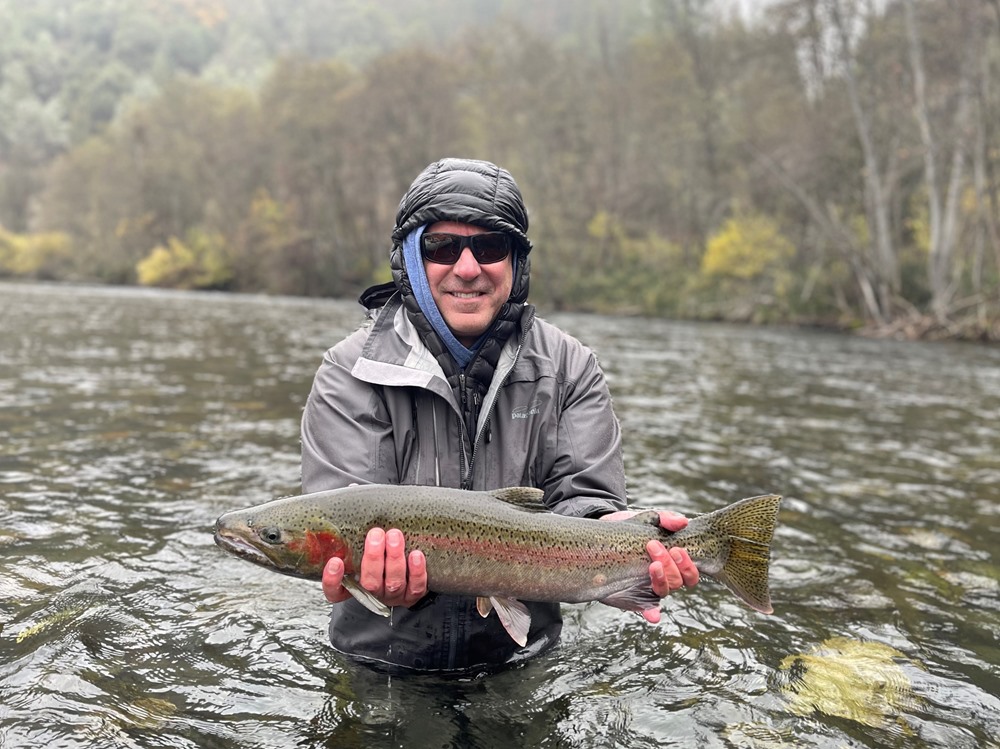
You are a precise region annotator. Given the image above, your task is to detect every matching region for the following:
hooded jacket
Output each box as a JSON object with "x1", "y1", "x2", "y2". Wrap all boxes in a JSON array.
[{"x1": 301, "y1": 158, "x2": 627, "y2": 672}]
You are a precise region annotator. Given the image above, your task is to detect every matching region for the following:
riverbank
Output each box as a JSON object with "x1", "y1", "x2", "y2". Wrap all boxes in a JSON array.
[{"x1": 858, "y1": 304, "x2": 1000, "y2": 343}]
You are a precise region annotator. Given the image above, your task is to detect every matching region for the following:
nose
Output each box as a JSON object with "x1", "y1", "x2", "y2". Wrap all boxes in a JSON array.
[{"x1": 451, "y1": 248, "x2": 482, "y2": 279}]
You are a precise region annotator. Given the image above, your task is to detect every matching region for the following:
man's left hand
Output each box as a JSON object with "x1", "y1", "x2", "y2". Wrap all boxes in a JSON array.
[{"x1": 600, "y1": 509, "x2": 700, "y2": 623}]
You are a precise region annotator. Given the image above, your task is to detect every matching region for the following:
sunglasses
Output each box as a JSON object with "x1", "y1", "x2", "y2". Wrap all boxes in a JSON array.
[{"x1": 420, "y1": 232, "x2": 511, "y2": 265}]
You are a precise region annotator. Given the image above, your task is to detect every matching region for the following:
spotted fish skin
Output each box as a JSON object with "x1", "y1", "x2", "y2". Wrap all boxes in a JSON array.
[{"x1": 214, "y1": 485, "x2": 781, "y2": 618}]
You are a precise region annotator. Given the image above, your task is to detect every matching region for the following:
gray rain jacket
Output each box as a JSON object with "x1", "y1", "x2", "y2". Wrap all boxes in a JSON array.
[{"x1": 300, "y1": 158, "x2": 627, "y2": 673}]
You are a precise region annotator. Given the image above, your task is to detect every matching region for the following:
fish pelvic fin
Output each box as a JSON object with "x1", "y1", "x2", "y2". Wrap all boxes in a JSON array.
[
  {"x1": 477, "y1": 596, "x2": 531, "y2": 647},
  {"x1": 341, "y1": 577, "x2": 391, "y2": 617},
  {"x1": 699, "y1": 494, "x2": 781, "y2": 614}
]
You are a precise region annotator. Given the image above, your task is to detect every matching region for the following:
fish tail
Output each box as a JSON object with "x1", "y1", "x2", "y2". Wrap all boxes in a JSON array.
[{"x1": 699, "y1": 494, "x2": 781, "y2": 614}]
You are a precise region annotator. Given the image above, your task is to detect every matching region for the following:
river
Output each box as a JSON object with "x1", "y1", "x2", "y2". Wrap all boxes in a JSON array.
[{"x1": 1, "y1": 281, "x2": 998, "y2": 748}]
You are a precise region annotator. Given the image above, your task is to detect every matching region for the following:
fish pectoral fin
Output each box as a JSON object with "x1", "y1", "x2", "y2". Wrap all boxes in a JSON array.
[
  {"x1": 341, "y1": 577, "x2": 391, "y2": 617},
  {"x1": 476, "y1": 596, "x2": 493, "y2": 618},
  {"x1": 490, "y1": 596, "x2": 531, "y2": 647},
  {"x1": 599, "y1": 582, "x2": 661, "y2": 612}
]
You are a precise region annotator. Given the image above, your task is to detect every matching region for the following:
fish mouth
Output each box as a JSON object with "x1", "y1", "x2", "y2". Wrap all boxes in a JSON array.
[
  {"x1": 214, "y1": 526, "x2": 272, "y2": 567},
  {"x1": 213, "y1": 523, "x2": 309, "y2": 579}
]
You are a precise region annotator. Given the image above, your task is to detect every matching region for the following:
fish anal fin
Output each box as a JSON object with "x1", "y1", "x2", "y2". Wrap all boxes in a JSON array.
[
  {"x1": 489, "y1": 487, "x2": 548, "y2": 513},
  {"x1": 342, "y1": 577, "x2": 391, "y2": 617},
  {"x1": 599, "y1": 582, "x2": 660, "y2": 612},
  {"x1": 490, "y1": 596, "x2": 531, "y2": 647}
]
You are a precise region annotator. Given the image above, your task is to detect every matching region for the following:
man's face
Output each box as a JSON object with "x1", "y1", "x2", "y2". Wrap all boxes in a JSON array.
[{"x1": 423, "y1": 221, "x2": 514, "y2": 346}]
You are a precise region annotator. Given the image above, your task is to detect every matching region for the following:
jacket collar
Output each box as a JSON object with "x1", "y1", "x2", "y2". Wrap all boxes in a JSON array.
[{"x1": 352, "y1": 295, "x2": 454, "y2": 402}]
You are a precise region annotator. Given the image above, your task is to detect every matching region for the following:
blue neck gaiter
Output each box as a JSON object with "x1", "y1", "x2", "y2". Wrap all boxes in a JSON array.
[{"x1": 402, "y1": 224, "x2": 477, "y2": 369}]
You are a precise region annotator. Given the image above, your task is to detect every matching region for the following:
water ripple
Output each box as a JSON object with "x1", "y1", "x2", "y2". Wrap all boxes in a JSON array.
[{"x1": 2, "y1": 283, "x2": 998, "y2": 748}]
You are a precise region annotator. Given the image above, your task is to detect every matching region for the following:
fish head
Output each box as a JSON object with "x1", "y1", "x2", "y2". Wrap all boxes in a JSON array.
[{"x1": 213, "y1": 502, "x2": 351, "y2": 581}]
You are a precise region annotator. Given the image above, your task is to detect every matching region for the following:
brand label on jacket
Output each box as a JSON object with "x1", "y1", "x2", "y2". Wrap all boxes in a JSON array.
[{"x1": 511, "y1": 400, "x2": 542, "y2": 420}]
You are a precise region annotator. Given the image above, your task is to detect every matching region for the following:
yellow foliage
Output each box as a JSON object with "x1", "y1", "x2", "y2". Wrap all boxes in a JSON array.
[
  {"x1": 0, "y1": 227, "x2": 73, "y2": 278},
  {"x1": 702, "y1": 213, "x2": 795, "y2": 279},
  {"x1": 136, "y1": 240, "x2": 191, "y2": 286},
  {"x1": 587, "y1": 210, "x2": 618, "y2": 242},
  {"x1": 136, "y1": 229, "x2": 231, "y2": 289}
]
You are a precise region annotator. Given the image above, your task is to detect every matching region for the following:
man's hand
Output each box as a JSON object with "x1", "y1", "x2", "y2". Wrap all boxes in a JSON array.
[
  {"x1": 322, "y1": 527, "x2": 428, "y2": 608},
  {"x1": 600, "y1": 509, "x2": 700, "y2": 623}
]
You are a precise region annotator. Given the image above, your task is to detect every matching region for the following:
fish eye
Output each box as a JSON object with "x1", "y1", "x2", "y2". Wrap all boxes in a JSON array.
[{"x1": 258, "y1": 527, "x2": 283, "y2": 545}]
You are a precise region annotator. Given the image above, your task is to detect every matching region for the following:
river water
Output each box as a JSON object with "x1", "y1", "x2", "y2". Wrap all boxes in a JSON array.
[{"x1": 1, "y1": 281, "x2": 998, "y2": 748}]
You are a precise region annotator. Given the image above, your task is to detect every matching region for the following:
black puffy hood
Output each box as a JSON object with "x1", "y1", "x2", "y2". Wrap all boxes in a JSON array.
[
  {"x1": 391, "y1": 158, "x2": 532, "y2": 254},
  {"x1": 359, "y1": 157, "x2": 532, "y2": 311},
  {"x1": 388, "y1": 157, "x2": 531, "y2": 309},
  {"x1": 361, "y1": 158, "x2": 535, "y2": 417}
]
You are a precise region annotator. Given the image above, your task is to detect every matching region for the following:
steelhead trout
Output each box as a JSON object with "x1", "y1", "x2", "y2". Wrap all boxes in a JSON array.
[{"x1": 213, "y1": 485, "x2": 781, "y2": 646}]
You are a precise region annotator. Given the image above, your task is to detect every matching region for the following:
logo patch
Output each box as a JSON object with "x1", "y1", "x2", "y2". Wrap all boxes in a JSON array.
[{"x1": 511, "y1": 400, "x2": 542, "y2": 420}]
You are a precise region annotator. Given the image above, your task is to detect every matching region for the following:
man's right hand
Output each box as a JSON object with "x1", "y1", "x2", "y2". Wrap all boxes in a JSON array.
[{"x1": 322, "y1": 527, "x2": 428, "y2": 608}]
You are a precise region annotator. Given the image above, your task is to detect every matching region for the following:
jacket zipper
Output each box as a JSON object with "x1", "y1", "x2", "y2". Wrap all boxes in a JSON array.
[
  {"x1": 458, "y1": 373, "x2": 483, "y2": 489},
  {"x1": 458, "y1": 373, "x2": 471, "y2": 489},
  {"x1": 464, "y1": 310, "x2": 534, "y2": 488}
]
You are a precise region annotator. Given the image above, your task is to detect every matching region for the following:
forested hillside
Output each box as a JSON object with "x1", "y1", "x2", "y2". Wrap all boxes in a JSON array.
[{"x1": 1, "y1": 0, "x2": 998, "y2": 339}]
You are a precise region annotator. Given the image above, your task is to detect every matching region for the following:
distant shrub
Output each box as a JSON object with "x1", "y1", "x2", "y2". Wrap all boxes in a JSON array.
[
  {"x1": 690, "y1": 213, "x2": 796, "y2": 322},
  {"x1": 0, "y1": 227, "x2": 73, "y2": 280},
  {"x1": 136, "y1": 229, "x2": 231, "y2": 289}
]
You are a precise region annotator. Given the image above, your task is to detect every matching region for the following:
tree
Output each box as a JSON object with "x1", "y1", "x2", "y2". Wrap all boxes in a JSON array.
[{"x1": 903, "y1": 0, "x2": 976, "y2": 318}]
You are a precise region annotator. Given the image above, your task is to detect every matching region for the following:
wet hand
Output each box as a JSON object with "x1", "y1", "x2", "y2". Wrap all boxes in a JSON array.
[
  {"x1": 321, "y1": 527, "x2": 427, "y2": 608},
  {"x1": 600, "y1": 509, "x2": 700, "y2": 624}
]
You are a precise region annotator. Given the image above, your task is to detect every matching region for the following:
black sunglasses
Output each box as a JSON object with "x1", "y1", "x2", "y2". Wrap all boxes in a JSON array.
[{"x1": 420, "y1": 232, "x2": 511, "y2": 265}]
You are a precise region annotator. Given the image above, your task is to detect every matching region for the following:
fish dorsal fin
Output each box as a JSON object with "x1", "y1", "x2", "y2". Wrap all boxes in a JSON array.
[
  {"x1": 489, "y1": 487, "x2": 547, "y2": 513},
  {"x1": 625, "y1": 510, "x2": 661, "y2": 526}
]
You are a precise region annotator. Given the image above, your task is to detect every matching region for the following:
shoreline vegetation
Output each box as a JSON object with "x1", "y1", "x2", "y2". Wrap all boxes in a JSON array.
[
  {"x1": 1, "y1": 1, "x2": 998, "y2": 344},
  {"x1": 3, "y1": 276, "x2": 996, "y2": 344}
]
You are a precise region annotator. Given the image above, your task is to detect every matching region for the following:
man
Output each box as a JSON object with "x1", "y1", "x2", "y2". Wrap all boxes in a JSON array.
[{"x1": 301, "y1": 157, "x2": 698, "y2": 673}]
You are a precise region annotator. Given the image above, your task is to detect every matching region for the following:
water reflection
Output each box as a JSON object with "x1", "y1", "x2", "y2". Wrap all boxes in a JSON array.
[{"x1": 1, "y1": 282, "x2": 998, "y2": 748}]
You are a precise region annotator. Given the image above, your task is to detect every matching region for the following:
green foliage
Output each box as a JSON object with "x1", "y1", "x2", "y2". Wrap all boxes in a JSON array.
[
  {"x1": 537, "y1": 211, "x2": 687, "y2": 315},
  {"x1": 228, "y1": 191, "x2": 319, "y2": 296},
  {"x1": 136, "y1": 228, "x2": 230, "y2": 289}
]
